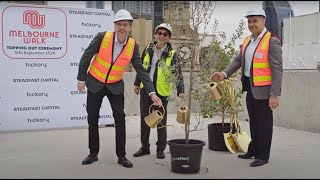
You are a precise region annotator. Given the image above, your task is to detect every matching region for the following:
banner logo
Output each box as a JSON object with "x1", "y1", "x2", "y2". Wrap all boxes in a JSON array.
[
  {"x1": 23, "y1": 10, "x2": 45, "y2": 29},
  {"x1": 2, "y1": 6, "x2": 68, "y2": 59}
]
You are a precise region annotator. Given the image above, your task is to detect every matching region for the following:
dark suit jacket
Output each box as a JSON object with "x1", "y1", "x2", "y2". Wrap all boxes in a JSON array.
[
  {"x1": 133, "y1": 42, "x2": 185, "y2": 97},
  {"x1": 77, "y1": 32, "x2": 155, "y2": 95},
  {"x1": 223, "y1": 32, "x2": 283, "y2": 100}
]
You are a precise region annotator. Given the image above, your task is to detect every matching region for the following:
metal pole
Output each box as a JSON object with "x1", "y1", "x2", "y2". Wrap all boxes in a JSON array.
[{"x1": 289, "y1": 10, "x2": 292, "y2": 61}]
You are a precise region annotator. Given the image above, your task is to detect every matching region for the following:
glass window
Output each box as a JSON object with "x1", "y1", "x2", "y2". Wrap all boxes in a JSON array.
[
  {"x1": 86, "y1": 1, "x2": 95, "y2": 8},
  {"x1": 96, "y1": 1, "x2": 104, "y2": 9},
  {"x1": 86, "y1": 1, "x2": 104, "y2": 9}
]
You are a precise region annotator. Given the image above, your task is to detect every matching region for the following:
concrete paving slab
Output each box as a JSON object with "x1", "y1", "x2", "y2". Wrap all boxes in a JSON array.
[{"x1": 0, "y1": 114, "x2": 320, "y2": 179}]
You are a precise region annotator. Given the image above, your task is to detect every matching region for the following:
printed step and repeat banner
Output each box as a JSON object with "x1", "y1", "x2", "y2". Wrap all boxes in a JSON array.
[{"x1": 0, "y1": 3, "x2": 115, "y2": 131}]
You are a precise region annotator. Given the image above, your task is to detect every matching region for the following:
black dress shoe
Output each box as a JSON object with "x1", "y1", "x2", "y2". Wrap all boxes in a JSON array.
[
  {"x1": 82, "y1": 154, "x2": 98, "y2": 165},
  {"x1": 238, "y1": 153, "x2": 254, "y2": 159},
  {"x1": 250, "y1": 159, "x2": 268, "y2": 167},
  {"x1": 156, "y1": 151, "x2": 165, "y2": 159},
  {"x1": 133, "y1": 148, "x2": 150, "y2": 157},
  {"x1": 118, "y1": 156, "x2": 133, "y2": 168}
]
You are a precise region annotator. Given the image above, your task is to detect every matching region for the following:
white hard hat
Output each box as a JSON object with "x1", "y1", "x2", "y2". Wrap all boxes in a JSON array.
[
  {"x1": 114, "y1": 9, "x2": 133, "y2": 23},
  {"x1": 244, "y1": 8, "x2": 266, "y2": 18},
  {"x1": 155, "y1": 23, "x2": 173, "y2": 36}
]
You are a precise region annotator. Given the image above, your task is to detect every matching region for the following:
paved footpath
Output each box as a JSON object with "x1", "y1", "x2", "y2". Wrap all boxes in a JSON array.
[{"x1": 1, "y1": 114, "x2": 320, "y2": 179}]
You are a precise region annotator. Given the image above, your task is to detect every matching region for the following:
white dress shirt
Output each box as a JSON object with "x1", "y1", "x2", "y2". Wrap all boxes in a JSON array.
[{"x1": 113, "y1": 32, "x2": 127, "y2": 63}]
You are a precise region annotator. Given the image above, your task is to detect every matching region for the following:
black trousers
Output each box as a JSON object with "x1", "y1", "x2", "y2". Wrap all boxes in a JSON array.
[
  {"x1": 86, "y1": 86, "x2": 126, "y2": 157},
  {"x1": 244, "y1": 77, "x2": 273, "y2": 161},
  {"x1": 139, "y1": 89, "x2": 168, "y2": 152}
]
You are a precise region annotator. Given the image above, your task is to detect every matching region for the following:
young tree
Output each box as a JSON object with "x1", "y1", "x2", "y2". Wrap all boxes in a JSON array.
[
  {"x1": 165, "y1": 1, "x2": 245, "y2": 144},
  {"x1": 193, "y1": 18, "x2": 246, "y2": 127}
]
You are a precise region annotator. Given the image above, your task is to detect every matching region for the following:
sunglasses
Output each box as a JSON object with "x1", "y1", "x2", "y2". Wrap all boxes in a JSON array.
[{"x1": 157, "y1": 31, "x2": 169, "y2": 37}]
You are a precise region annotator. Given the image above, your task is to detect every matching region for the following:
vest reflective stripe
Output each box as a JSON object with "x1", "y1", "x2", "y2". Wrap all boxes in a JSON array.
[
  {"x1": 142, "y1": 47, "x2": 151, "y2": 70},
  {"x1": 90, "y1": 65, "x2": 106, "y2": 80},
  {"x1": 140, "y1": 47, "x2": 175, "y2": 96},
  {"x1": 253, "y1": 76, "x2": 271, "y2": 81},
  {"x1": 90, "y1": 66, "x2": 123, "y2": 81},
  {"x1": 126, "y1": 39, "x2": 134, "y2": 57},
  {"x1": 89, "y1": 32, "x2": 135, "y2": 84},
  {"x1": 241, "y1": 31, "x2": 272, "y2": 86},
  {"x1": 102, "y1": 32, "x2": 112, "y2": 48},
  {"x1": 241, "y1": 36, "x2": 251, "y2": 57},
  {"x1": 140, "y1": 46, "x2": 151, "y2": 89},
  {"x1": 253, "y1": 63, "x2": 270, "y2": 68},
  {"x1": 96, "y1": 56, "x2": 125, "y2": 71}
]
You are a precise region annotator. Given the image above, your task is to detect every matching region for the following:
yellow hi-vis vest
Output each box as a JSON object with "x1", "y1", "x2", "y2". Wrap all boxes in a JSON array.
[
  {"x1": 89, "y1": 32, "x2": 135, "y2": 84},
  {"x1": 241, "y1": 31, "x2": 272, "y2": 86},
  {"x1": 140, "y1": 46, "x2": 175, "y2": 96}
]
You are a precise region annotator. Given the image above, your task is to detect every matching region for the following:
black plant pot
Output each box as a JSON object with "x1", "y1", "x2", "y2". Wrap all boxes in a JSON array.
[
  {"x1": 208, "y1": 123, "x2": 234, "y2": 151},
  {"x1": 168, "y1": 139, "x2": 206, "y2": 174}
]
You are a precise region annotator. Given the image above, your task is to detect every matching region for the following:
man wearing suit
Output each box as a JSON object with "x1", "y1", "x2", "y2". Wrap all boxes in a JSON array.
[
  {"x1": 76, "y1": 9, "x2": 162, "y2": 168},
  {"x1": 212, "y1": 8, "x2": 283, "y2": 167}
]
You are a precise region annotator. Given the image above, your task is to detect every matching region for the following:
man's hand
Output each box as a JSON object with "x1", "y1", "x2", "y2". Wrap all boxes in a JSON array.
[
  {"x1": 269, "y1": 96, "x2": 279, "y2": 110},
  {"x1": 212, "y1": 72, "x2": 225, "y2": 82},
  {"x1": 150, "y1": 93, "x2": 162, "y2": 106},
  {"x1": 77, "y1": 81, "x2": 86, "y2": 93},
  {"x1": 133, "y1": 85, "x2": 140, "y2": 95}
]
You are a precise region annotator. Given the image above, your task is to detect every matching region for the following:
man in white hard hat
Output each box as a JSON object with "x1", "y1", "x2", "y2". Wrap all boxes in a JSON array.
[
  {"x1": 132, "y1": 23, "x2": 185, "y2": 159},
  {"x1": 77, "y1": 9, "x2": 162, "y2": 168},
  {"x1": 212, "y1": 7, "x2": 283, "y2": 167}
]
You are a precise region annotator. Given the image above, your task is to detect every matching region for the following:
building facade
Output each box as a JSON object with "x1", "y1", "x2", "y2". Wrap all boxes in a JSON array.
[
  {"x1": 263, "y1": 1, "x2": 294, "y2": 44},
  {"x1": 112, "y1": 1, "x2": 164, "y2": 33}
]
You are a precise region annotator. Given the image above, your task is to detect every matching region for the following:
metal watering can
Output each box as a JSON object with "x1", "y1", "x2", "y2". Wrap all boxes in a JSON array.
[
  {"x1": 176, "y1": 106, "x2": 188, "y2": 124},
  {"x1": 144, "y1": 104, "x2": 166, "y2": 129}
]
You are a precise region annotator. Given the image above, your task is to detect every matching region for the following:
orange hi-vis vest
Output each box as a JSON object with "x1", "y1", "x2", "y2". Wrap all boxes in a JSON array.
[
  {"x1": 89, "y1": 32, "x2": 135, "y2": 84},
  {"x1": 241, "y1": 31, "x2": 272, "y2": 86}
]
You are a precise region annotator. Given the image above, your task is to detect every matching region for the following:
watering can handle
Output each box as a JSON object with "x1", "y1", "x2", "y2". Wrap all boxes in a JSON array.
[
  {"x1": 147, "y1": 105, "x2": 173, "y2": 129},
  {"x1": 149, "y1": 104, "x2": 165, "y2": 115},
  {"x1": 225, "y1": 78, "x2": 238, "y2": 91}
]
